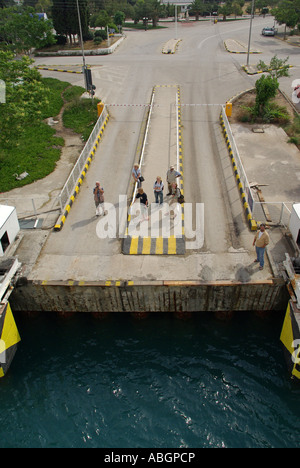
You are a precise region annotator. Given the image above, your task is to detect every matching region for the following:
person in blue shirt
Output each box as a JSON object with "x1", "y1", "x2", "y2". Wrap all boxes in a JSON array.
[
  {"x1": 153, "y1": 176, "x2": 164, "y2": 204},
  {"x1": 132, "y1": 164, "x2": 143, "y2": 188}
]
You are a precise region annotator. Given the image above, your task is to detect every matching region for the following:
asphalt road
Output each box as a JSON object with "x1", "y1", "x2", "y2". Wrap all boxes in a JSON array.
[{"x1": 28, "y1": 17, "x2": 300, "y2": 281}]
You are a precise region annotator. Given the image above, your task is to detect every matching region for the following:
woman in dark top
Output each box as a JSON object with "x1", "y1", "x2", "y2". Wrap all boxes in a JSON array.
[{"x1": 135, "y1": 188, "x2": 148, "y2": 221}]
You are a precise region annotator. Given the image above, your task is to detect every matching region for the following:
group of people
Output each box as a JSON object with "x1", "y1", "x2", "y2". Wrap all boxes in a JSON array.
[
  {"x1": 132, "y1": 164, "x2": 182, "y2": 221},
  {"x1": 93, "y1": 164, "x2": 270, "y2": 271}
]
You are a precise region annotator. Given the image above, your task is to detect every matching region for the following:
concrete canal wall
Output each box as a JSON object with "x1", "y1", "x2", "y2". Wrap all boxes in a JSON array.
[{"x1": 10, "y1": 278, "x2": 288, "y2": 314}]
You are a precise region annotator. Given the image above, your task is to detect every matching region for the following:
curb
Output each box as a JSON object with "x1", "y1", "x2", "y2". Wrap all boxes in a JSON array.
[
  {"x1": 224, "y1": 40, "x2": 261, "y2": 54},
  {"x1": 219, "y1": 99, "x2": 257, "y2": 232},
  {"x1": 243, "y1": 64, "x2": 293, "y2": 75},
  {"x1": 35, "y1": 66, "x2": 83, "y2": 74},
  {"x1": 54, "y1": 113, "x2": 109, "y2": 231},
  {"x1": 162, "y1": 39, "x2": 182, "y2": 54},
  {"x1": 35, "y1": 36, "x2": 125, "y2": 57}
]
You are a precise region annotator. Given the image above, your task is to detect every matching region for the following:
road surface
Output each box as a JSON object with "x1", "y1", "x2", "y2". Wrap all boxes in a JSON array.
[{"x1": 21, "y1": 17, "x2": 300, "y2": 281}]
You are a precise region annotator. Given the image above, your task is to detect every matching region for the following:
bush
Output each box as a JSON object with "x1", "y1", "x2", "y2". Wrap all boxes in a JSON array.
[
  {"x1": 263, "y1": 103, "x2": 290, "y2": 124},
  {"x1": 288, "y1": 136, "x2": 299, "y2": 145},
  {"x1": 94, "y1": 29, "x2": 107, "y2": 40},
  {"x1": 254, "y1": 74, "x2": 279, "y2": 117},
  {"x1": 83, "y1": 30, "x2": 94, "y2": 41},
  {"x1": 54, "y1": 34, "x2": 67, "y2": 45}
]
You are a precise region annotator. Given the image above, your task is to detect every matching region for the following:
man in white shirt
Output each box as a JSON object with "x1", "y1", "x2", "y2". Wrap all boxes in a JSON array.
[{"x1": 166, "y1": 165, "x2": 180, "y2": 195}]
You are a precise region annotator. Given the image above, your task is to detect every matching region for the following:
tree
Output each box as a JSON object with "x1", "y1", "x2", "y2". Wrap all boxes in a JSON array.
[
  {"x1": 257, "y1": 55, "x2": 290, "y2": 80},
  {"x1": 133, "y1": 0, "x2": 163, "y2": 27},
  {"x1": 272, "y1": 0, "x2": 300, "y2": 38},
  {"x1": 219, "y1": 1, "x2": 232, "y2": 20},
  {"x1": 254, "y1": 74, "x2": 279, "y2": 116},
  {"x1": 52, "y1": 0, "x2": 89, "y2": 44},
  {"x1": 95, "y1": 10, "x2": 111, "y2": 28},
  {"x1": 0, "y1": 6, "x2": 55, "y2": 53},
  {"x1": 114, "y1": 11, "x2": 125, "y2": 31},
  {"x1": 231, "y1": 2, "x2": 243, "y2": 18},
  {"x1": 0, "y1": 51, "x2": 50, "y2": 147},
  {"x1": 190, "y1": 0, "x2": 205, "y2": 20},
  {"x1": 146, "y1": 0, "x2": 162, "y2": 27}
]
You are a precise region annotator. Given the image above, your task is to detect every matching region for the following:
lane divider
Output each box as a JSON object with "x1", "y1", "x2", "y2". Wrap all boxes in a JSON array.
[
  {"x1": 242, "y1": 64, "x2": 293, "y2": 75},
  {"x1": 224, "y1": 39, "x2": 261, "y2": 54},
  {"x1": 122, "y1": 85, "x2": 185, "y2": 255},
  {"x1": 35, "y1": 66, "x2": 87, "y2": 74}
]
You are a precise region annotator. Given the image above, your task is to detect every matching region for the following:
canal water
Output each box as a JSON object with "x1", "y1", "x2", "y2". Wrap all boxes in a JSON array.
[{"x1": 0, "y1": 311, "x2": 299, "y2": 448}]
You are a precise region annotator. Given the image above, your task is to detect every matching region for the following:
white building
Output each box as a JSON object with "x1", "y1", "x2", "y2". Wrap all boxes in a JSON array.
[{"x1": 0, "y1": 206, "x2": 20, "y2": 257}]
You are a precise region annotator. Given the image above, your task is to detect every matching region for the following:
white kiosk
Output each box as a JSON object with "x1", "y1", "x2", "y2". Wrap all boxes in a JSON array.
[{"x1": 0, "y1": 205, "x2": 20, "y2": 256}]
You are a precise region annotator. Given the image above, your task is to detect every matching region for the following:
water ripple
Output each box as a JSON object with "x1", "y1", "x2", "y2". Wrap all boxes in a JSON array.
[{"x1": 0, "y1": 312, "x2": 299, "y2": 448}]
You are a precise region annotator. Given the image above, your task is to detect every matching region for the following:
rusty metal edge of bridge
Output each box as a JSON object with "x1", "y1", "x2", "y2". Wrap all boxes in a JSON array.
[{"x1": 11, "y1": 277, "x2": 287, "y2": 313}]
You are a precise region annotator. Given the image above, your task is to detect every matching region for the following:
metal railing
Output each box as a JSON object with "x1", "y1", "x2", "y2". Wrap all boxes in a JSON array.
[
  {"x1": 221, "y1": 105, "x2": 255, "y2": 212},
  {"x1": 0, "y1": 196, "x2": 60, "y2": 220},
  {"x1": 58, "y1": 106, "x2": 108, "y2": 212},
  {"x1": 253, "y1": 201, "x2": 292, "y2": 228}
]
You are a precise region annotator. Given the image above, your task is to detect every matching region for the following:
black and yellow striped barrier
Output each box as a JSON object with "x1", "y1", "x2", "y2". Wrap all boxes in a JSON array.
[
  {"x1": 54, "y1": 113, "x2": 109, "y2": 231},
  {"x1": 35, "y1": 65, "x2": 90, "y2": 74},
  {"x1": 0, "y1": 302, "x2": 21, "y2": 378},
  {"x1": 242, "y1": 64, "x2": 293, "y2": 75},
  {"x1": 122, "y1": 235, "x2": 185, "y2": 255},
  {"x1": 220, "y1": 111, "x2": 257, "y2": 231}
]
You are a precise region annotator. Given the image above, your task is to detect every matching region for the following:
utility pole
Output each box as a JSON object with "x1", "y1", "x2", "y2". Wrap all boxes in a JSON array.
[
  {"x1": 175, "y1": 3, "x2": 177, "y2": 40},
  {"x1": 76, "y1": 0, "x2": 87, "y2": 88},
  {"x1": 246, "y1": 0, "x2": 255, "y2": 68}
]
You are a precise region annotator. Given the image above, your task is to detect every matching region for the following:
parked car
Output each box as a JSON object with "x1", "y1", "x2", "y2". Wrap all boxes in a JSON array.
[{"x1": 261, "y1": 27, "x2": 275, "y2": 36}]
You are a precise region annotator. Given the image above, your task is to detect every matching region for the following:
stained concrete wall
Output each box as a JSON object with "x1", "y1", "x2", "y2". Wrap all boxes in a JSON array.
[{"x1": 10, "y1": 278, "x2": 289, "y2": 313}]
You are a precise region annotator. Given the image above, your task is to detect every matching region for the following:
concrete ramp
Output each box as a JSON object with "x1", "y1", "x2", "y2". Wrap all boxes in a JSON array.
[{"x1": 123, "y1": 85, "x2": 185, "y2": 255}]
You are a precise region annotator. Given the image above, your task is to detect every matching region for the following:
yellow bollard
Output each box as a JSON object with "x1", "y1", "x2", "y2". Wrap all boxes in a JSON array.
[
  {"x1": 97, "y1": 102, "x2": 104, "y2": 117},
  {"x1": 225, "y1": 102, "x2": 232, "y2": 117}
]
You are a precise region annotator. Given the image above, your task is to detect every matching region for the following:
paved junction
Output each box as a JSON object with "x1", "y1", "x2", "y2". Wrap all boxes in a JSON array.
[{"x1": 3, "y1": 17, "x2": 300, "y2": 284}]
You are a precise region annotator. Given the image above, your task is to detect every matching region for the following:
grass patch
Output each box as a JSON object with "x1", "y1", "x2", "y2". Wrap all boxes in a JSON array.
[
  {"x1": 0, "y1": 123, "x2": 64, "y2": 192},
  {"x1": 62, "y1": 97, "x2": 100, "y2": 141},
  {"x1": 41, "y1": 77, "x2": 70, "y2": 118},
  {"x1": 0, "y1": 77, "x2": 99, "y2": 192},
  {"x1": 63, "y1": 85, "x2": 86, "y2": 102},
  {"x1": 285, "y1": 114, "x2": 300, "y2": 148}
]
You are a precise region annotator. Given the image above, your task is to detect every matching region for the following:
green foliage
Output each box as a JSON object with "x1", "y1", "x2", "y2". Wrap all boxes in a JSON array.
[
  {"x1": 288, "y1": 136, "x2": 299, "y2": 145},
  {"x1": 0, "y1": 77, "x2": 99, "y2": 191},
  {"x1": 62, "y1": 97, "x2": 100, "y2": 141},
  {"x1": 254, "y1": 75, "x2": 279, "y2": 117},
  {"x1": 0, "y1": 123, "x2": 63, "y2": 192},
  {"x1": 51, "y1": 0, "x2": 89, "y2": 43},
  {"x1": 0, "y1": 6, "x2": 55, "y2": 53},
  {"x1": 285, "y1": 114, "x2": 300, "y2": 147},
  {"x1": 0, "y1": 51, "x2": 50, "y2": 147},
  {"x1": 272, "y1": 0, "x2": 300, "y2": 29},
  {"x1": 257, "y1": 55, "x2": 290, "y2": 80},
  {"x1": 40, "y1": 77, "x2": 70, "y2": 118},
  {"x1": 262, "y1": 103, "x2": 290, "y2": 124},
  {"x1": 114, "y1": 10, "x2": 125, "y2": 28}
]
